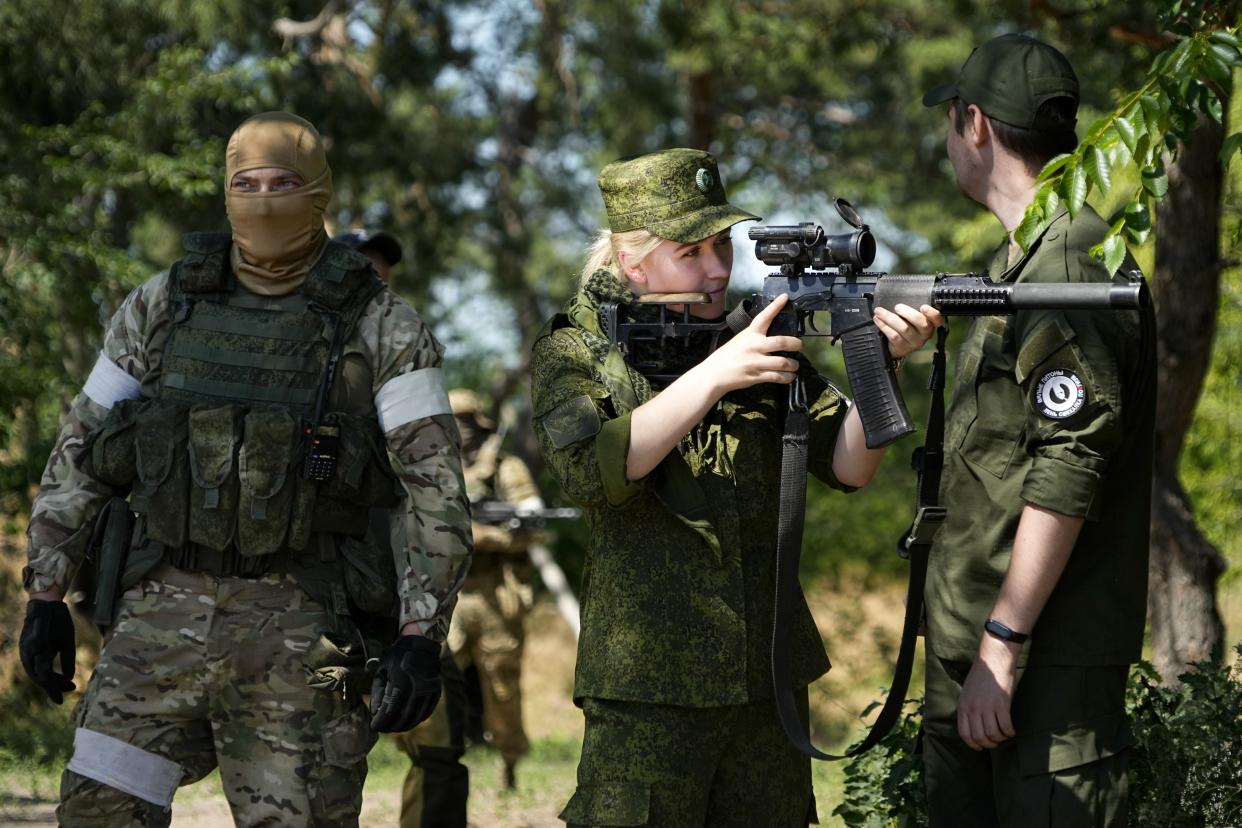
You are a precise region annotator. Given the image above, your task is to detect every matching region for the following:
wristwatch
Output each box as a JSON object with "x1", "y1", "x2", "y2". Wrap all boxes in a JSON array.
[{"x1": 984, "y1": 618, "x2": 1029, "y2": 644}]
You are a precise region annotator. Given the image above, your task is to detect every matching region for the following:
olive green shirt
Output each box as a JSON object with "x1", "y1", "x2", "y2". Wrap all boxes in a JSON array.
[
  {"x1": 531, "y1": 273, "x2": 852, "y2": 707},
  {"x1": 926, "y1": 205, "x2": 1156, "y2": 667}
]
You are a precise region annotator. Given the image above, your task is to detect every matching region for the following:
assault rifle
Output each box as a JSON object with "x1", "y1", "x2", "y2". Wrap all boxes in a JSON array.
[
  {"x1": 604, "y1": 198, "x2": 1147, "y2": 449},
  {"x1": 470, "y1": 500, "x2": 584, "y2": 638},
  {"x1": 471, "y1": 501, "x2": 582, "y2": 531}
]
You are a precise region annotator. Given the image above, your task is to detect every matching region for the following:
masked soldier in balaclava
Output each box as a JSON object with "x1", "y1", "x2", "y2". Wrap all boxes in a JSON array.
[{"x1": 17, "y1": 112, "x2": 472, "y2": 826}]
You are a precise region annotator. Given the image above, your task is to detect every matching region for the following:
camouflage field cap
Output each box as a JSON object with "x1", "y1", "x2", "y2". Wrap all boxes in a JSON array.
[
  {"x1": 598, "y1": 148, "x2": 759, "y2": 244},
  {"x1": 923, "y1": 33, "x2": 1079, "y2": 129}
]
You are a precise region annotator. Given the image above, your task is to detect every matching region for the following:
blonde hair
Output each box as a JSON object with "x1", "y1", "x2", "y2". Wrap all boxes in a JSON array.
[{"x1": 579, "y1": 227, "x2": 666, "y2": 287}]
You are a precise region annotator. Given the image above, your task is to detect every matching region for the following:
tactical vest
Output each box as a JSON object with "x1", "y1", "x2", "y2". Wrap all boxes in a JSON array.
[{"x1": 88, "y1": 233, "x2": 400, "y2": 600}]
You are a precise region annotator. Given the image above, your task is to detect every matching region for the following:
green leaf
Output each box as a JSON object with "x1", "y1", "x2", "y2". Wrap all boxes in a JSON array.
[
  {"x1": 1062, "y1": 162, "x2": 1089, "y2": 218},
  {"x1": 1210, "y1": 30, "x2": 1240, "y2": 49},
  {"x1": 1210, "y1": 42, "x2": 1242, "y2": 67},
  {"x1": 1219, "y1": 132, "x2": 1242, "y2": 165},
  {"x1": 1014, "y1": 202, "x2": 1046, "y2": 251},
  {"x1": 1127, "y1": 101, "x2": 1147, "y2": 134},
  {"x1": 1102, "y1": 233, "x2": 1127, "y2": 275},
  {"x1": 1038, "y1": 187, "x2": 1062, "y2": 217},
  {"x1": 1140, "y1": 95, "x2": 1166, "y2": 134},
  {"x1": 1113, "y1": 116, "x2": 1139, "y2": 155},
  {"x1": 1124, "y1": 201, "x2": 1152, "y2": 245},
  {"x1": 1142, "y1": 166, "x2": 1170, "y2": 198},
  {"x1": 1202, "y1": 51, "x2": 1233, "y2": 85},
  {"x1": 1168, "y1": 38, "x2": 1194, "y2": 75},
  {"x1": 1200, "y1": 85, "x2": 1224, "y2": 122},
  {"x1": 1082, "y1": 116, "x2": 1114, "y2": 142},
  {"x1": 1085, "y1": 146, "x2": 1112, "y2": 193},
  {"x1": 1034, "y1": 152, "x2": 1073, "y2": 184}
]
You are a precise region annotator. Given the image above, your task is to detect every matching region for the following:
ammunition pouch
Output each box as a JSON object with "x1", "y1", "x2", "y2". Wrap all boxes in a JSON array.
[
  {"x1": 303, "y1": 629, "x2": 384, "y2": 699},
  {"x1": 83, "y1": 398, "x2": 398, "y2": 568},
  {"x1": 294, "y1": 533, "x2": 401, "y2": 696}
]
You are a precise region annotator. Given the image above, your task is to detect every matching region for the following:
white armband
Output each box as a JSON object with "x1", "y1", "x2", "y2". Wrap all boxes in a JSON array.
[
  {"x1": 82, "y1": 352, "x2": 141, "y2": 410},
  {"x1": 375, "y1": 367, "x2": 452, "y2": 432}
]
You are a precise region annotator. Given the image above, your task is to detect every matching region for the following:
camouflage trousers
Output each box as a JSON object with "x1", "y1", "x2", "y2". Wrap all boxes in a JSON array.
[
  {"x1": 445, "y1": 558, "x2": 530, "y2": 765},
  {"x1": 57, "y1": 563, "x2": 375, "y2": 827},
  {"x1": 923, "y1": 653, "x2": 1133, "y2": 828},
  {"x1": 561, "y1": 694, "x2": 818, "y2": 827}
]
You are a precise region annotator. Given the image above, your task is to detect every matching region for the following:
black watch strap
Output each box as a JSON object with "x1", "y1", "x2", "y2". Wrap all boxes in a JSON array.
[{"x1": 984, "y1": 618, "x2": 1029, "y2": 644}]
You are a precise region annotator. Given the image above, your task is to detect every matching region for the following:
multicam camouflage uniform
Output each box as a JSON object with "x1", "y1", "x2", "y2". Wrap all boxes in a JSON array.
[
  {"x1": 25, "y1": 241, "x2": 471, "y2": 826},
  {"x1": 531, "y1": 268, "x2": 853, "y2": 827}
]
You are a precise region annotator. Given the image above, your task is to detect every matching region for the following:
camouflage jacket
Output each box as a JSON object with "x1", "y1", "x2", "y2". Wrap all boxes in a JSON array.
[
  {"x1": 531, "y1": 272, "x2": 853, "y2": 707},
  {"x1": 25, "y1": 257, "x2": 472, "y2": 641}
]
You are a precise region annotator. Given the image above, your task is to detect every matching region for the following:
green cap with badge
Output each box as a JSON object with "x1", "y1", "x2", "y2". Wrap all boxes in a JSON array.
[
  {"x1": 923, "y1": 33, "x2": 1079, "y2": 129},
  {"x1": 597, "y1": 148, "x2": 760, "y2": 244}
]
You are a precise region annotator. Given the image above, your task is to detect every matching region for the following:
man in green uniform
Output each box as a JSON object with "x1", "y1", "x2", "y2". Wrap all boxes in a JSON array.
[
  {"x1": 17, "y1": 112, "x2": 472, "y2": 826},
  {"x1": 395, "y1": 388, "x2": 542, "y2": 828},
  {"x1": 921, "y1": 35, "x2": 1156, "y2": 827}
]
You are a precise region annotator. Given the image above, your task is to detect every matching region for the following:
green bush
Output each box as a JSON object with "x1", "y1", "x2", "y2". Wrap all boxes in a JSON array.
[
  {"x1": 1127, "y1": 646, "x2": 1242, "y2": 827},
  {"x1": 835, "y1": 647, "x2": 1242, "y2": 828}
]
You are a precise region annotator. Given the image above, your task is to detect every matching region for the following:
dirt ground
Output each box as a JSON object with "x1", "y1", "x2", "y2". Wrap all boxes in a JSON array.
[
  {"x1": 3, "y1": 568, "x2": 1241, "y2": 827},
  {"x1": 0, "y1": 573, "x2": 909, "y2": 828}
]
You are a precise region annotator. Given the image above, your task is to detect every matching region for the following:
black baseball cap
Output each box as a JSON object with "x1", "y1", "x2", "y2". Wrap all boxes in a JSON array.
[
  {"x1": 923, "y1": 34, "x2": 1079, "y2": 129},
  {"x1": 334, "y1": 229, "x2": 403, "y2": 266}
]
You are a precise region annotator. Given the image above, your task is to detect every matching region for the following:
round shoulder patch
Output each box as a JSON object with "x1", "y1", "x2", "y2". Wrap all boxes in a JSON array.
[{"x1": 1033, "y1": 369, "x2": 1086, "y2": 419}]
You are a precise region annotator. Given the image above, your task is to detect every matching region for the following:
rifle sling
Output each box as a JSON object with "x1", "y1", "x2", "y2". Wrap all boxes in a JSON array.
[{"x1": 771, "y1": 325, "x2": 949, "y2": 760}]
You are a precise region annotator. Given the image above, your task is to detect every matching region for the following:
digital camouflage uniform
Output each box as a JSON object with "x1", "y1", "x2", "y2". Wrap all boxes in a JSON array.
[
  {"x1": 395, "y1": 407, "x2": 542, "y2": 826},
  {"x1": 25, "y1": 245, "x2": 472, "y2": 826},
  {"x1": 924, "y1": 203, "x2": 1156, "y2": 827},
  {"x1": 532, "y1": 265, "x2": 852, "y2": 827}
]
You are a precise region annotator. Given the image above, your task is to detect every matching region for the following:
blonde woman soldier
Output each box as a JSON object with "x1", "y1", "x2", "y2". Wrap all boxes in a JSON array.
[{"x1": 530, "y1": 148, "x2": 943, "y2": 827}]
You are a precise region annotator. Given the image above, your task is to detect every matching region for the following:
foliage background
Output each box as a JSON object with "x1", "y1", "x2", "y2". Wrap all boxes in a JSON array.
[{"x1": 0, "y1": 0, "x2": 1239, "y2": 822}]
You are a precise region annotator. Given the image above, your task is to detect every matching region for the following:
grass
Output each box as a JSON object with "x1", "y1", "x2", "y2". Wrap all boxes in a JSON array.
[{"x1": 1, "y1": 574, "x2": 1233, "y2": 826}]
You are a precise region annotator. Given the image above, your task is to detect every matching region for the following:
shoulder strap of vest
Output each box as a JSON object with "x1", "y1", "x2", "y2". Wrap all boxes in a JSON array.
[
  {"x1": 176, "y1": 232, "x2": 233, "y2": 293},
  {"x1": 303, "y1": 241, "x2": 384, "y2": 315}
]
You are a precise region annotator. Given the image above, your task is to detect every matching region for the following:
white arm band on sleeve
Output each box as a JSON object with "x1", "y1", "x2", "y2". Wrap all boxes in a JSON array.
[
  {"x1": 82, "y1": 352, "x2": 142, "y2": 410},
  {"x1": 68, "y1": 727, "x2": 182, "y2": 806},
  {"x1": 375, "y1": 367, "x2": 452, "y2": 433}
]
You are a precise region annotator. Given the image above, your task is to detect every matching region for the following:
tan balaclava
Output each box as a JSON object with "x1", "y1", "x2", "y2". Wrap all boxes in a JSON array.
[{"x1": 225, "y1": 112, "x2": 333, "y2": 295}]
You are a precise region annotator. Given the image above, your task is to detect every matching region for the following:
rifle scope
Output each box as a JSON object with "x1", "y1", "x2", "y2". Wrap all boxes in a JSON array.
[{"x1": 750, "y1": 223, "x2": 877, "y2": 272}]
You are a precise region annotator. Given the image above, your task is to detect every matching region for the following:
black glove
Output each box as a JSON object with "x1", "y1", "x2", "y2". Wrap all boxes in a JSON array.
[
  {"x1": 20, "y1": 600, "x2": 77, "y2": 704},
  {"x1": 369, "y1": 635, "x2": 442, "y2": 732}
]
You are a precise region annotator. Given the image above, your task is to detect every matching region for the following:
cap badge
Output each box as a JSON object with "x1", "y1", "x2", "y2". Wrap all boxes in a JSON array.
[{"x1": 695, "y1": 167, "x2": 714, "y2": 193}]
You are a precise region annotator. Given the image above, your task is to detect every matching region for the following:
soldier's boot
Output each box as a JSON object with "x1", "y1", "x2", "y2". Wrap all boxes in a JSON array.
[
  {"x1": 400, "y1": 746, "x2": 469, "y2": 828},
  {"x1": 57, "y1": 769, "x2": 173, "y2": 828}
]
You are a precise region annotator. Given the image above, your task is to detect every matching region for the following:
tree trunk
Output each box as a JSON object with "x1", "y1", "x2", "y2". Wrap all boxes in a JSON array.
[
  {"x1": 1148, "y1": 109, "x2": 1229, "y2": 680},
  {"x1": 689, "y1": 71, "x2": 714, "y2": 150}
]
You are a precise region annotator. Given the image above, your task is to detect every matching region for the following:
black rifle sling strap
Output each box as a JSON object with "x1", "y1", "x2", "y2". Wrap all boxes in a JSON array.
[{"x1": 771, "y1": 324, "x2": 950, "y2": 760}]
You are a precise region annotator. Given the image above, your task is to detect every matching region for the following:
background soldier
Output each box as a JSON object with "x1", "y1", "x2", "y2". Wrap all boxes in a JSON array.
[
  {"x1": 16, "y1": 112, "x2": 472, "y2": 826},
  {"x1": 334, "y1": 228, "x2": 404, "y2": 283},
  {"x1": 921, "y1": 36, "x2": 1157, "y2": 826},
  {"x1": 396, "y1": 387, "x2": 541, "y2": 828}
]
